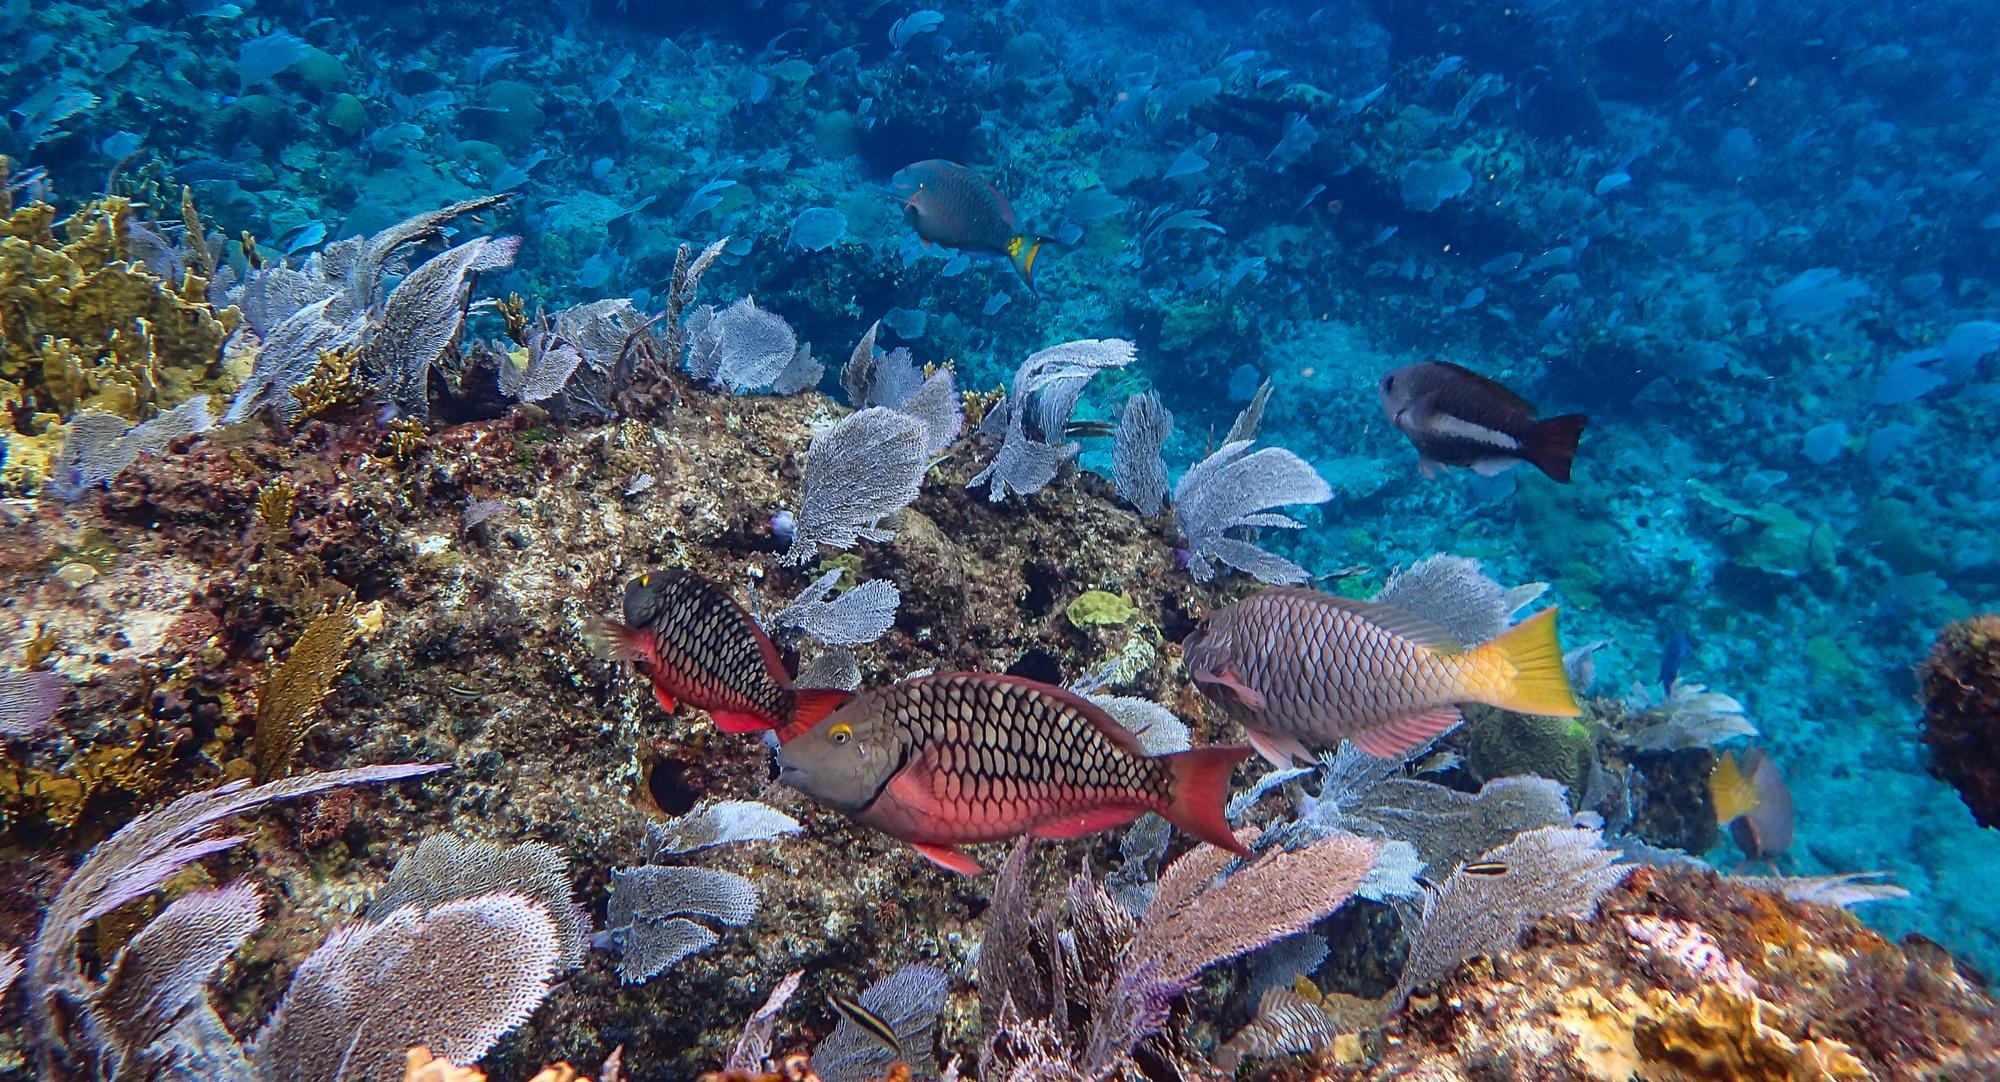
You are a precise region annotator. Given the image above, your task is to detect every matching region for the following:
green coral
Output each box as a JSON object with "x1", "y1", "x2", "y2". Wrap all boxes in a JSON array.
[
  {"x1": 1066, "y1": 589, "x2": 1137, "y2": 629},
  {"x1": 1466, "y1": 708, "x2": 1598, "y2": 798},
  {"x1": 1689, "y1": 482, "x2": 1839, "y2": 578}
]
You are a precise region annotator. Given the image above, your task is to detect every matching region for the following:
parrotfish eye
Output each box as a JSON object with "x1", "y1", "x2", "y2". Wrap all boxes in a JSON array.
[{"x1": 830, "y1": 724, "x2": 853, "y2": 745}]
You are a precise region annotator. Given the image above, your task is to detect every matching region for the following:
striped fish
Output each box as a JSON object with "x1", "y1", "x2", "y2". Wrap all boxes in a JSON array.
[
  {"x1": 775, "y1": 673, "x2": 1250, "y2": 874},
  {"x1": 1377, "y1": 361, "x2": 1587, "y2": 482},
  {"x1": 597, "y1": 570, "x2": 844, "y2": 737},
  {"x1": 1184, "y1": 588, "x2": 1581, "y2": 766}
]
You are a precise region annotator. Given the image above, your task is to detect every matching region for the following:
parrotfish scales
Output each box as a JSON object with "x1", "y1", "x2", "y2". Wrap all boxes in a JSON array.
[
  {"x1": 776, "y1": 672, "x2": 1249, "y2": 874},
  {"x1": 1185, "y1": 588, "x2": 1581, "y2": 766},
  {"x1": 600, "y1": 570, "x2": 808, "y2": 735}
]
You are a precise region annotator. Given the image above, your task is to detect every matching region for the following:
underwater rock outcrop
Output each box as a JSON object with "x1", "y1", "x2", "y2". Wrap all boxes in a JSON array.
[{"x1": 1920, "y1": 615, "x2": 2000, "y2": 830}]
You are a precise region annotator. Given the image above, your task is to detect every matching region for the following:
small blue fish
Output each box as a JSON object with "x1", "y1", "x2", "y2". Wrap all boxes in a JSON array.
[{"x1": 1658, "y1": 630, "x2": 1696, "y2": 692}]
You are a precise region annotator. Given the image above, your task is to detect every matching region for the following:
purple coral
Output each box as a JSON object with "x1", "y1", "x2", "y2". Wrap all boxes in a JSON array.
[{"x1": 0, "y1": 669, "x2": 65, "y2": 737}]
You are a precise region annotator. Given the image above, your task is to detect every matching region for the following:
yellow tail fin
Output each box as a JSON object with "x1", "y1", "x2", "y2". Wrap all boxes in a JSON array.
[
  {"x1": 1473, "y1": 608, "x2": 1581, "y2": 717},
  {"x1": 1709, "y1": 751, "x2": 1761, "y2": 825}
]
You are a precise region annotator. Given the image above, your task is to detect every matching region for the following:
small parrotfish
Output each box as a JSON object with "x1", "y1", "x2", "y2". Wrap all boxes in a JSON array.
[
  {"x1": 1710, "y1": 748, "x2": 1794, "y2": 864},
  {"x1": 1377, "y1": 361, "x2": 1589, "y2": 483},
  {"x1": 775, "y1": 672, "x2": 1251, "y2": 875},
  {"x1": 1184, "y1": 588, "x2": 1581, "y2": 766},
  {"x1": 893, "y1": 159, "x2": 1050, "y2": 293},
  {"x1": 594, "y1": 570, "x2": 843, "y2": 739}
]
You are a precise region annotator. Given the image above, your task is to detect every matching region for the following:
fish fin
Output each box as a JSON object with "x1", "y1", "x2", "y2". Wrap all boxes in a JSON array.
[
  {"x1": 1352, "y1": 708, "x2": 1462, "y2": 759},
  {"x1": 1524, "y1": 413, "x2": 1588, "y2": 483},
  {"x1": 1313, "y1": 596, "x2": 1463, "y2": 652},
  {"x1": 653, "y1": 685, "x2": 679, "y2": 714},
  {"x1": 1032, "y1": 806, "x2": 1145, "y2": 840},
  {"x1": 1709, "y1": 751, "x2": 1760, "y2": 826},
  {"x1": 1471, "y1": 608, "x2": 1581, "y2": 716},
  {"x1": 1245, "y1": 727, "x2": 1311, "y2": 768},
  {"x1": 586, "y1": 617, "x2": 651, "y2": 661},
  {"x1": 1418, "y1": 456, "x2": 1442, "y2": 479},
  {"x1": 910, "y1": 842, "x2": 983, "y2": 876},
  {"x1": 785, "y1": 688, "x2": 855, "y2": 738},
  {"x1": 1202, "y1": 667, "x2": 1268, "y2": 711},
  {"x1": 1007, "y1": 235, "x2": 1047, "y2": 296},
  {"x1": 708, "y1": 709, "x2": 777, "y2": 734},
  {"x1": 1161, "y1": 745, "x2": 1255, "y2": 856},
  {"x1": 1470, "y1": 457, "x2": 1522, "y2": 477}
]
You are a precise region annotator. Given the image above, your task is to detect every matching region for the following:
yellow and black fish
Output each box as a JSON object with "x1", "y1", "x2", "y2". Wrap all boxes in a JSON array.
[{"x1": 893, "y1": 159, "x2": 1049, "y2": 292}]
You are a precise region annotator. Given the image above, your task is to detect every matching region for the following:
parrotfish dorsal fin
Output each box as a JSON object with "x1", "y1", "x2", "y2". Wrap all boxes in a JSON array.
[{"x1": 1285, "y1": 591, "x2": 1464, "y2": 652}]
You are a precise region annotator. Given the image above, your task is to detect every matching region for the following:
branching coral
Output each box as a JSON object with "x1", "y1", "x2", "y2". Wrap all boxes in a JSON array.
[{"x1": 0, "y1": 195, "x2": 239, "y2": 430}]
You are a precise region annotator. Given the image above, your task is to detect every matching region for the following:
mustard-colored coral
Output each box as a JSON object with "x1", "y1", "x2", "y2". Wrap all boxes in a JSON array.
[
  {"x1": 250, "y1": 598, "x2": 362, "y2": 781},
  {"x1": 1634, "y1": 986, "x2": 1868, "y2": 1081},
  {"x1": 2, "y1": 187, "x2": 243, "y2": 491},
  {"x1": 290, "y1": 346, "x2": 368, "y2": 421}
]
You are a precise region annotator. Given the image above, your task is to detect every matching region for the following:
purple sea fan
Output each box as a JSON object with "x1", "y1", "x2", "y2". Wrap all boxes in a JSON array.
[
  {"x1": 0, "y1": 669, "x2": 65, "y2": 737},
  {"x1": 782, "y1": 407, "x2": 929, "y2": 565},
  {"x1": 1172, "y1": 440, "x2": 1332, "y2": 584}
]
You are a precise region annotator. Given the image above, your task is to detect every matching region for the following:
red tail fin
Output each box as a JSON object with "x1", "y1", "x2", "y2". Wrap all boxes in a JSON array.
[
  {"x1": 1161, "y1": 746, "x2": 1254, "y2": 857},
  {"x1": 775, "y1": 688, "x2": 855, "y2": 742},
  {"x1": 1525, "y1": 414, "x2": 1588, "y2": 482}
]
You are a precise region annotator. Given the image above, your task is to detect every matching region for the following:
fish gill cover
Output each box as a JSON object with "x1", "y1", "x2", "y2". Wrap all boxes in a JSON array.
[{"x1": 3, "y1": 0, "x2": 2000, "y2": 1077}]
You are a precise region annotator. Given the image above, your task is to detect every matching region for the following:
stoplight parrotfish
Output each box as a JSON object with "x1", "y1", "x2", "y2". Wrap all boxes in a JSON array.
[
  {"x1": 776, "y1": 672, "x2": 1250, "y2": 875},
  {"x1": 1377, "y1": 361, "x2": 1588, "y2": 483},
  {"x1": 1184, "y1": 588, "x2": 1581, "y2": 766},
  {"x1": 594, "y1": 570, "x2": 847, "y2": 739},
  {"x1": 893, "y1": 159, "x2": 1050, "y2": 293}
]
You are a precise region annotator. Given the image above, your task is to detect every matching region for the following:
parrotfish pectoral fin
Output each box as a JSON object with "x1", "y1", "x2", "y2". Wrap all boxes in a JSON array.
[
  {"x1": 585, "y1": 617, "x2": 650, "y2": 661},
  {"x1": 1031, "y1": 806, "x2": 1145, "y2": 840},
  {"x1": 1245, "y1": 728, "x2": 1312, "y2": 768},
  {"x1": 1471, "y1": 607, "x2": 1581, "y2": 717},
  {"x1": 1162, "y1": 745, "x2": 1255, "y2": 857},
  {"x1": 911, "y1": 842, "x2": 983, "y2": 876},
  {"x1": 1352, "y1": 708, "x2": 1462, "y2": 759},
  {"x1": 708, "y1": 709, "x2": 778, "y2": 734},
  {"x1": 1205, "y1": 667, "x2": 1267, "y2": 711},
  {"x1": 653, "y1": 685, "x2": 679, "y2": 715},
  {"x1": 1470, "y1": 457, "x2": 1522, "y2": 477},
  {"x1": 1418, "y1": 457, "x2": 1442, "y2": 479}
]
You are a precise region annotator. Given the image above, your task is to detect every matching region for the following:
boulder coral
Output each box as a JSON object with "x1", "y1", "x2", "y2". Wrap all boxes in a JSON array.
[{"x1": 1920, "y1": 614, "x2": 2000, "y2": 829}]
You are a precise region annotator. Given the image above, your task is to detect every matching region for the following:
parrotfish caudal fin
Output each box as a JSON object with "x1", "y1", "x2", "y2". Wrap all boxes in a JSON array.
[
  {"x1": 1708, "y1": 751, "x2": 1761, "y2": 826},
  {"x1": 1006, "y1": 235, "x2": 1047, "y2": 295},
  {"x1": 773, "y1": 688, "x2": 856, "y2": 743},
  {"x1": 1525, "y1": 413, "x2": 1588, "y2": 483},
  {"x1": 1161, "y1": 745, "x2": 1255, "y2": 857},
  {"x1": 1471, "y1": 608, "x2": 1581, "y2": 718}
]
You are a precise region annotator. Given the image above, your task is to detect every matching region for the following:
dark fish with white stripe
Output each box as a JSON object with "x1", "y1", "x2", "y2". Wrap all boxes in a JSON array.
[
  {"x1": 776, "y1": 672, "x2": 1250, "y2": 874},
  {"x1": 1378, "y1": 361, "x2": 1588, "y2": 483}
]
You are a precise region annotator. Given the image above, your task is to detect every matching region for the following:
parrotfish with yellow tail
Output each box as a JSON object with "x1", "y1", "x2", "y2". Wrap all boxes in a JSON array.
[
  {"x1": 1183, "y1": 587, "x2": 1581, "y2": 766},
  {"x1": 892, "y1": 159, "x2": 1050, "y2": 293},
  {"x1": 775, "y1": 672, "x2": 1250, "y2": 875}
]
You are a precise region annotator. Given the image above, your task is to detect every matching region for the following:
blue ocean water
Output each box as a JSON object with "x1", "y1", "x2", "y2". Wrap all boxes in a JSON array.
[{"x1": 6, "y1": 0, "x2": 2000, "y2": 1071}]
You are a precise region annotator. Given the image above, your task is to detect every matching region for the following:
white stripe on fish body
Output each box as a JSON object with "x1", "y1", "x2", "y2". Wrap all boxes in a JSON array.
[{"x1": 1427, "y1": 414, "x2": 1521, "y2": 450}]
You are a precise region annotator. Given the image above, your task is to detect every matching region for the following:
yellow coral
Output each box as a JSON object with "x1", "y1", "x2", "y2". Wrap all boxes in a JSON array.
[
  {"x1": 249, "y1": 599, "x2": 362, "y2": 781},
  {"x1": 1634, "y1": 986, "x2": 1869, "y2": 1081}
]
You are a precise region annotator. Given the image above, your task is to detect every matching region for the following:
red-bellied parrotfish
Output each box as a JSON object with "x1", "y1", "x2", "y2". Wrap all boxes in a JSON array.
[{"x1": 775, "y1": 672, "x2": 1250, "y2": 874}]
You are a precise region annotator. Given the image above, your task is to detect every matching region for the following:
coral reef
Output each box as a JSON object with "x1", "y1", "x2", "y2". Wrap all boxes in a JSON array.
[{"x1": 1921, "y1": 615, "x2": 2000, "y2": 829}]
